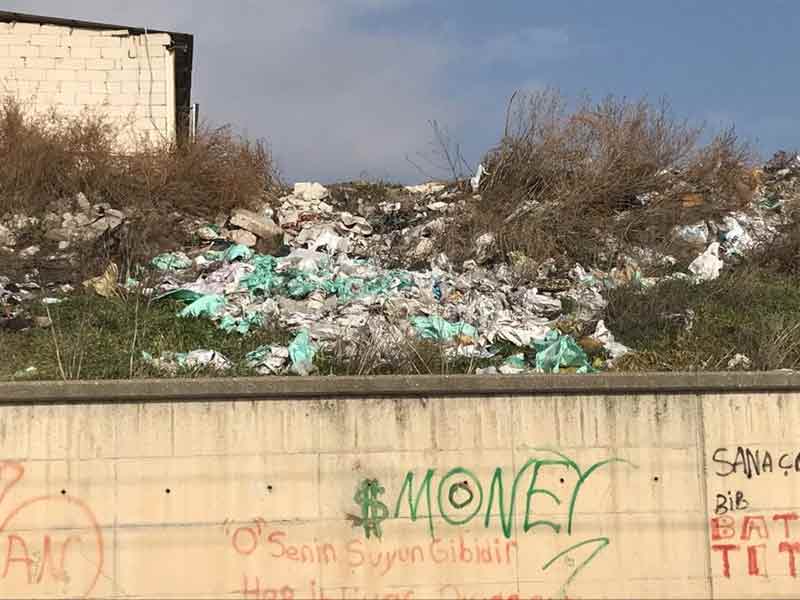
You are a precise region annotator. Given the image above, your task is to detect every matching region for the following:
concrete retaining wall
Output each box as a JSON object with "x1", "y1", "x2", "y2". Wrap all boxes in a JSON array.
[{"x1": 0, "y1": 373, "x2": 798, "y2": 599}]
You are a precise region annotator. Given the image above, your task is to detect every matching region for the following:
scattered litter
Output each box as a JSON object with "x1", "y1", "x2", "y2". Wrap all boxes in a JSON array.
[
  {"x1": 288, "y1": 330, "x2": 317, "y2": 376},
  {"x1": 220, "y1": 312, "x2": 264, "y2": 335},
  {"x1": 82, "y1": 263, "x2": 120, "y2": 298},
  {"x1": 196, "y1": 226, "x2": 219, "y2": 241},
  {"x1": 228, "y1": 229, "x2": 258, "y2": 248},
  {"x1": 0, "y1": 223, "x2": 16, "y2": 247},
  {"x1": 411, "y1": 316, "x2": 478, "y2": 343},
  {"x1": 471, "y1": 164, "x2": 488, "y2": 192},
  {"x1": 719, "y1": 215, "x2": 754, "y2": 257},
  {"x1": 405, "y1": 182, "x2": 445, "y2": 196},
  {"x1": 592, "y1": 320, "x2": 631, "y2": 361},
  {"x1": 179, "y1": 294, "x2": 226, "y2": 319},
  {"x1": 340, "y1": 212, "x2": 373, "y2": 236},
  {"x1": 689, "y1": 243, "x2": 724, "y2": 282},
  {"x1": 12, "y1": 366, "x2": 38, "y2": 379},
  {"x1": 674, "y1": 222, "x2": 709, "y2": 246},
  {"x1": 297, "y1": 226, "x2": 350, "y2": 254},
  {"x1": 5, "y1": 145, "x2": 798, "y2": 380},
  {"x1": 224, "y1": 244, "x2": 255, "y2": 263},
  {"x1": 19, "y1": 246, "x2": 40, "y2": 258},
  {"x1": 474, "y1": 233, "x2": 496, "y2": 265},
  {"x1": 499, "y1": 354, "x2": 528, "y2": 375},
  {"x1": 143, "y1": 350, "x2": 231, "y2": 373},
  {"x1": 151, "y1": 252, "x2": 192, "y2": 271},
  {"x1": 728, "y1": 354, "x2": 753, "y2": 370},
  {"x1": 294, "y1": 182, "x2": 330, "y2": 202},
  {"x1": 532, "y1": 331, "x2": 593, "y2": 374},
  {"x1": 246, "y1": 345, "x2": 290, "y2": 375}
]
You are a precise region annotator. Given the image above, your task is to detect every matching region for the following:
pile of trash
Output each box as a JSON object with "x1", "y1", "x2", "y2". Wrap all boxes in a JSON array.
[
  {"x1": 3, "y1": 151, "x2": 800, "y2": 377},
  {"x1": 136, "y1": 176, "x2": 596, "y2": 375}
]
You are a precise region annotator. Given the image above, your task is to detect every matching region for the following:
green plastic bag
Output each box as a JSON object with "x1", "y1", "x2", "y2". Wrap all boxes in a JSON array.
[
  {"x1": 532, "y1": 331, "x2": 593, "y2": 374},
  {"x1": 245, "y1": 345, "x2": 271, "y2": 366},
  {"x1": 504, "y1": 354, "x2": 527, "y2": 369},
  {"x1": 151, "y1": 252, "x2": 192, "y2": 271},
  {"x1": 224, "y1": 244, "x2": 254, "y2": 263},
  {"x1": 322, "y1": 275, "x2": 359, "y2": 301},
  {"x1": 179, "y1": 294, "x2": 226, "y2": 319},
  {"x1": 219, "y1": 312, "x2": 264, "y2": 335},
  {"x1": 288, "y1": 330, "x2": 316, "y2": 376},
  {"x1": 154, "y1": 289, "x2": 204, "y2": 303},
  {"x1": 411, "y1": 316, "x2": 478, "y2": 342},
  {"x1": 242, "y1": 255, "x2": 283, "y2": 295}
]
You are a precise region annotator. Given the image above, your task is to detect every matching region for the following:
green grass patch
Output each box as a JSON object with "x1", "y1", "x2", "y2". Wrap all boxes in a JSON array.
[
  {"x1": 606, "y1": 269, "x2": 800, "y2": 371},
  {"x1": 1, "y1": 293, "x2": 292, "y2": 381}
]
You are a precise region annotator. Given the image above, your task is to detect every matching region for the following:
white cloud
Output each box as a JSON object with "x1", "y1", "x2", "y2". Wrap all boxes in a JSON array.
[{"x1": 480, "y1": 27, "x2": 570, "y2": 65}]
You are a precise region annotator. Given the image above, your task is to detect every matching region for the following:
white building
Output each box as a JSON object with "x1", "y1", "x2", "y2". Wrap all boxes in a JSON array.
[{"x1": 0, "y1": 11, "x2": 194, "y2": 145}]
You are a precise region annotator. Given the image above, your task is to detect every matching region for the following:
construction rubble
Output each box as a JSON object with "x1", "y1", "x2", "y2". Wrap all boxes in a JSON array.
[{"x1": 2, "y1": 152, "x2": 800, "y2": 377}]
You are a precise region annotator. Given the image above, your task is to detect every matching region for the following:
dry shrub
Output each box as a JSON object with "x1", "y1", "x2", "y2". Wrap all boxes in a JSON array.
[
  {"x1": 457, "y1": 89, "x2": 755, "y2": 269},
  {"x1": 0, "y1": 98, "x2": 118, "y2": 213},
  {"x1": 0, "y1": 98, "x2": 278, "y2": 220},
  {"x1": 111, "y1": 124, "x2": 276, "y2": 219},
  {"x1": 745, "y1": 218, "x2": 800, "y2": 277}
]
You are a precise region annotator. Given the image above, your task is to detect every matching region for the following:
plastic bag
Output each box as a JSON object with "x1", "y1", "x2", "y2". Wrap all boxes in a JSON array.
[
  {"x1": 219, "y1": 312, "x2": 265, "y2": 335},
  {"x1": 592, "y1": 320, "x2": 630, "y2": 361},
  {"x1": 224, "y1": 244, "x2": 254, "y2": 263},
  {"x1": 142, "y1": 349, "x2": 230, "y2": 373},
  {"x1": 288, "y1": 330, "x2": 317, "y2": 376},
  {"x1": 411, "y1": 316, "x2": 478, "y2": 343},
  {"x1": 151, "y1": 252, "x2": 192, "y2": 271},
  {"x1": 688, "y1": 243, "x2": 723, "y2": 282},
  {"x1": 82, "y1": 262, "x2": 120, "y2": 298},
  {"x1": 674, "y1": 222, "x2": 709, "y2": 246},
  {"x1": 471, "y1": 164, "x2": 488, "y2": 192},
  {"x1": 179, "y1": 294, "x2": 226, "y2": 319},
  {"x1": 532, "y1": 331, "x2": 593, "y2": 374},
  {"x1": 499, "y1": 354, "x2": 528, "y2": 375},
  {"x1": 154, "y1": 289, "x2": 204, "y2": 303},
  {"x1": 246, "y1": 345, "x2": 290, "y2": 375}
]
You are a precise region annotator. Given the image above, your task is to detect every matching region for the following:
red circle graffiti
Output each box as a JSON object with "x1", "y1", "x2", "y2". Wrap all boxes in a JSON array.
[
  {"x1": 0, "y1": 495, "x2": 104, "y2": 598},
  {"x1": 232, "y1": 527, "x2": 259, "y2": 555}
]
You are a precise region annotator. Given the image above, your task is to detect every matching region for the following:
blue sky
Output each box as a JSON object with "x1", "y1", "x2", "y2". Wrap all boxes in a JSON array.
[{"x1": 6, "y1": 1, "x2": 800, "y2": 182}]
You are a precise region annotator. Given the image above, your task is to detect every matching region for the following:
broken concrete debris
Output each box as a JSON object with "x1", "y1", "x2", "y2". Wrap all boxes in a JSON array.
[
  {"x1": 227, "y1": 229, "x2": 258, "y2": 248},
  {"x1": 229, "y1": 208, "x2": 283, "y2": 247},
  {"x1": 294, "y1": 182, "x2": 330, "y2": 203}
]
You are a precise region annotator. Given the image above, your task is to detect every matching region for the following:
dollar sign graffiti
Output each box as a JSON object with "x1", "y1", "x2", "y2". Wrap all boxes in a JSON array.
[{"x1": 354, "y1": 479, "x2": 388, "y2": 539}]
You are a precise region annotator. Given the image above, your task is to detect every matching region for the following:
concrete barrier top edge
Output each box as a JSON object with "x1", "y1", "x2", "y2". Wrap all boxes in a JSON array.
[{"x1": 0, "y1": 372, "x2": 799, "y2": 405}]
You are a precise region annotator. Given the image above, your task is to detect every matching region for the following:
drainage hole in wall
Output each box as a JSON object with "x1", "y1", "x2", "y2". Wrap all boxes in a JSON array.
[
  {"x1": 653, "y1": 477, "x2": 660, "y2": 483},
  {"x1": 559, "y1": 478, "x2": 565, "y2": 484},
  {"x1": 61, "y1": 490, "x2": 66, "y2": 495},
  {"x1": 165, "y1": 488, "x2": 171, "y2": 494},
  {"x1": 267, "y1": 485, "x2": 274, "y2": 493}
]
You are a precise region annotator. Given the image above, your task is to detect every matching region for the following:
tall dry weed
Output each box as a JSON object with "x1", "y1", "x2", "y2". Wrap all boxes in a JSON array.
[{"x1": 452, "y1": 90, "x2": 755, "y2": 269}]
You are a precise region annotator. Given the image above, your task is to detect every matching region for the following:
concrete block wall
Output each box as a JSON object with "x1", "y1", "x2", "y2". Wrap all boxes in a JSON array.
[
  {"x1": 0, "y1": 375, "x2": 798, "y2": 599},
  {"x1": 0, "y1": 20, "x2": 176, "y2": 146}
]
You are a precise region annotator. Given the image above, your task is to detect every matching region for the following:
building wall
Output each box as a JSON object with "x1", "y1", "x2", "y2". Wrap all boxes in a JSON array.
[
  {"x1": 0, "y1": 20, "x2": 176, "y2": 146},
  {"x1": 0, "y1": 384, "x2": 796, "y2": 598}
]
